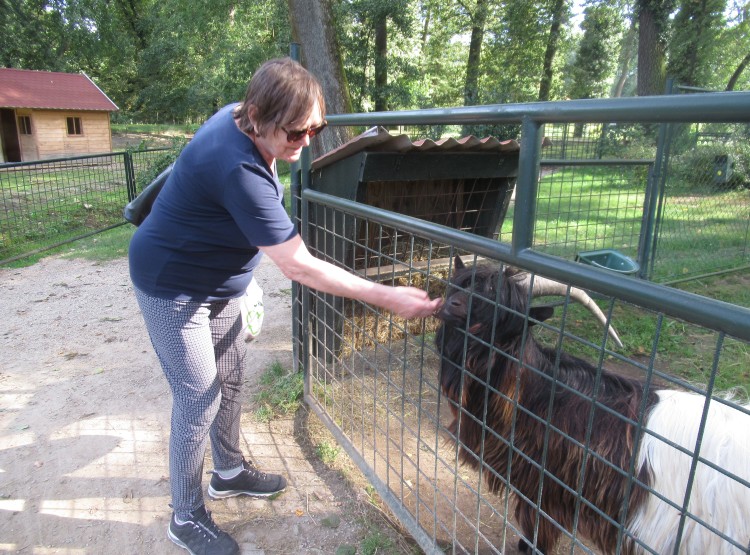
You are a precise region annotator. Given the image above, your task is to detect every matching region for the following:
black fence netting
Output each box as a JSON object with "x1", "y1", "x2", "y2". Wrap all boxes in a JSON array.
[{"x1": 1, "y1": 149, "x2": 171, "y2": 264}]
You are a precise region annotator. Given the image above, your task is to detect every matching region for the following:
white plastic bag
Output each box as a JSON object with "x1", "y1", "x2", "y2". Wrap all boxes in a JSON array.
[{"x1": 239, "y1": 277, "x2": 264, "y2": 342}]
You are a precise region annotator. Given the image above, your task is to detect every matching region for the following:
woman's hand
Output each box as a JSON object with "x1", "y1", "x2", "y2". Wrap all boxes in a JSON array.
[
  {"x1": 261, "y1": 236, "x2": 442, "y2": 319},
  {"x1": 386, "y1": 286, "x2": 443, "y2": 319}
]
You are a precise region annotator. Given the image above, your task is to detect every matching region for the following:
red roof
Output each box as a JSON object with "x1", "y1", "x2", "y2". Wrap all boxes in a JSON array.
[{"x1": 0, "y1": 68, "x2": 118, "y2": 111}]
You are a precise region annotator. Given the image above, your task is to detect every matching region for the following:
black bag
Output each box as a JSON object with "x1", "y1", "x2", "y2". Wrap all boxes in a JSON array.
[{"x1": 123, "y1": 163, "x2": 174, "y2": 226}]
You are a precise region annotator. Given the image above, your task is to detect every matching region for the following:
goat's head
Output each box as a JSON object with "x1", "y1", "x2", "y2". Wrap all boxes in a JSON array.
[{"x1": 437, "y1": 256, "x2": 623, "y2": 348}]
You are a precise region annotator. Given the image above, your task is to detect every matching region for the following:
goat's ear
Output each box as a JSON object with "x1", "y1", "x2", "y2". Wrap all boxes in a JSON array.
[
  {"x1": 454, "y1": 256, "x2": 465, "y2": 271},
  {"x1": 528, "y1": 305, "x2": 554, "y2": 325}
]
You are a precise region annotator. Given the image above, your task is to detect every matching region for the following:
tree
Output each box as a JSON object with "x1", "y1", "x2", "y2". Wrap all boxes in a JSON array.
[
  {"x1": 636, "y1": 0, "x2": 675, "y2": 95},
  {"x1": 726, "y1": 51, "x2": 750, "y2": 90},
  {"x1": 288, "y1": 0, "x2": 353, "y2": 157},
  {"x1": 0, "y1": 0, "x2": 105, "y2": 72},
  {"x1": 539, "y1": 0, "x2": 569, "y2": 101},
  {"x1": 462, "y1": 0, "x2": 490, "y2": 107},
  {"x1": 132, "y1": 0, "x2": 290, "y2": 122},
  {"x1": 374, "y1": 12, "x2": 388, "y2": 111},
  {"x1": 569, "y1": 4, "x2": 624, "y2": 99},
  {"x1": 611, "y1": 14, "x2": 638, "y2": 97},
  {"x1": 333, "y1": 0, "x2": 418, "y2": 114},
  {"x1": 719, "y1": 0, "x2": 750, "y2": 90},
  {"x1": 6, "y1": 0, "x2": 742, "y2": 126},
  {"x1": 414, "y1": 0, "x2": 467, "y2": 110},
  {"x1": 667, "y1": 0, "x2": 726, "y2": 87},
  {"x1": 483, "y1": 0, "x2": 552, "y2": 104},
  {"x1": 349, "y1": 0, "x2": 414, "y2": 111}
]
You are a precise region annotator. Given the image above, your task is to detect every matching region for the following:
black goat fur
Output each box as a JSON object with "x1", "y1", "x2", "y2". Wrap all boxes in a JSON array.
[{"x1": 435, "y1": 257, "x2": 659, "y2": 554}]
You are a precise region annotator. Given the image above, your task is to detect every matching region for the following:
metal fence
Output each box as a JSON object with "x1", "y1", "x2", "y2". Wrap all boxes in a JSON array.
[
  {"x1": 494, "y1": 120, "x2": 750, "y2": 283},
  {"x1": 0, "y1": 148, "x2": 172, "y2": 264},
  {"x1": 651, "y1": 121, "x2": 749, "y2": 281},
  {"x1": 293, "y1": 92, "x2": 750, "y2": 554}
]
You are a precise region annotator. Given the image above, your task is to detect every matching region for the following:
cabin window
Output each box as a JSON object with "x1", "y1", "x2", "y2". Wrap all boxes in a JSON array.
[
  {"x1": 66, "y1": 116, "x2": 83, "y2": 135},
  {"x1": 18, "y1": 116, "x2": 32, "y2": 135}
]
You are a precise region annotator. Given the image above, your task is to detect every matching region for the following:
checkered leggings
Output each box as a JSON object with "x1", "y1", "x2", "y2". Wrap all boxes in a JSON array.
[{"x1": 134, "y1": 287, "x2": 246, "y2": 518}]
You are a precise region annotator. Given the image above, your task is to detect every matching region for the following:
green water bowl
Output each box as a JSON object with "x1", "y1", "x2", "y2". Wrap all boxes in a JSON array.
[{"x1": 575, "y1": 249, "x2": 640, "y2": 275}]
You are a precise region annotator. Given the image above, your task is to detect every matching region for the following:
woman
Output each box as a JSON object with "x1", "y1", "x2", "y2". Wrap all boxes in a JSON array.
[{"x1": 129, "y1": 57, "x2": 441, "y2": 555}]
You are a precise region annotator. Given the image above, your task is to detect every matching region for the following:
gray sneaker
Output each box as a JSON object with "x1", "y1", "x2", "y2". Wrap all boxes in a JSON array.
[
  {"x1": 207, "y1": 459, "x2": 287, "y2": 499},
  {"x1": 168, "y1": 505, "x2": 239, "y2": 555}
]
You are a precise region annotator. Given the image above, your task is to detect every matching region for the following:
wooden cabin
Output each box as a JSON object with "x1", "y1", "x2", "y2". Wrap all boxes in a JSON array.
[{"x1": 0, "y1": 68, "x2": 118, "y2": 163}]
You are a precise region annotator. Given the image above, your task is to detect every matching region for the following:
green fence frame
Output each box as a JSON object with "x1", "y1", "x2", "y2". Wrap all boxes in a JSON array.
[
  {"x1": 292, "y1": 91, "x2": 750, "y2": 555},
  {"x1": 0, "y1": 148, "x2": 171, "y2": 264}
]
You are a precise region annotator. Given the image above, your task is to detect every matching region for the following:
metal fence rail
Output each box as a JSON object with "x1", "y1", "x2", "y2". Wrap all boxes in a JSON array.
[
  {"x1": 652, "y1": 121, "x2": 750, "y2": 281},
  {"x1": 295, "y1": 92, "x2": 750, "y2": 554},
  {"x1": 300, "y1": 191, "x2": 750, "y2": 555},
  {"x1": 535, "y1": 120, "x2": 750, "y2": 282},
  {"x1": 498, "y1": 159, "x2": 653, "y2": 268},
  {"x1": 0, "y1": 148, "x2": 171, "y2": 264}
]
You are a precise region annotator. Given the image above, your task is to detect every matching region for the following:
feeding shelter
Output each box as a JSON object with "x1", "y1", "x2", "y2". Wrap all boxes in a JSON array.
[
  {"x1": 0, "y1": 68, "x2": 119, "y2": 163},
  {"x1": 307, "y1": 126, "x2": 521, "y2": 358},
  {"x1": 309, "y1": 126, "x2": 521, "y2": 272}
]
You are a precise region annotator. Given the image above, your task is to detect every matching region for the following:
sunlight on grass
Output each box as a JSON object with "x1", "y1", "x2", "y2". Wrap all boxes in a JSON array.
[
  {"x1": 61, "y1": 225, "x2": 136, "y2": 262},
  {"x1": 500, "y1": 164, "x2": 749, "y2": 281}
]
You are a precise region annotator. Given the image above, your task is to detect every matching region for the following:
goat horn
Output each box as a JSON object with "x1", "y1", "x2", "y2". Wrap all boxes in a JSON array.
[{"x1": 511, "y1": 272, "x2": 624, "y2": 349}]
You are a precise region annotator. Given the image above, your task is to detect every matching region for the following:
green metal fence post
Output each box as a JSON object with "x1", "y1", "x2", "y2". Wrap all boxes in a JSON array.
[
  {"x1": 513, "y1": 117, "x2": 542, "y2": 255},
  {"x1": 638, "y1": 79, "x2": 676, "y2": 280},
  {"x1": 124, "y1": 151, "x2": 137, "y2": 201},
  {"x1": 289, "y1": 41, "x2": 308, "y2": 376}
]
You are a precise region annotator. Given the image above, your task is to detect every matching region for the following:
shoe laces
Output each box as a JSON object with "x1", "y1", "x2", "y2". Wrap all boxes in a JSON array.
[
  {"x1": 190, "y1": 509, "x2": 221, "y2": 540},
  {"x1": 208, "y1": 459, "x2": 269, "y2": 481},
  {"x1": 244, "y1": 460, "x2": 268, "y2": 480}
]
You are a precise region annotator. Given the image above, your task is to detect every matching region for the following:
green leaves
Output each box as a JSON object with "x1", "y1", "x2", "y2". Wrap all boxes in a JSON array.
[{"x1": 5, "y1": 0, "x2": 745, "y2": 125}]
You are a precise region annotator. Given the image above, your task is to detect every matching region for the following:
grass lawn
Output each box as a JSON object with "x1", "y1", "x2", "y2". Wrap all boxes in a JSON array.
[
  {"x1": 4, "y1": 146, "x2": 747, "y2": 393},
  {"x1": 500, "y1": 165, "x2": 749, "y2": 282}
]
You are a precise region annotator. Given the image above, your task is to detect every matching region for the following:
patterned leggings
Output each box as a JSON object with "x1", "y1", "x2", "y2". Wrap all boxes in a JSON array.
[{"x1": 134, "y1": 287, "x2": 246, "y2": 519}]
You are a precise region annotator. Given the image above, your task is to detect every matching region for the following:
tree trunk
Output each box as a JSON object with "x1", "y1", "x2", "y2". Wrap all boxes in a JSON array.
[
  {"x1": 637, "y1": 2, "x2": 667, "y2": 96},
  {"x1": 726, "y1": 51, "x2": 750, "y2": 91},
  {"x1": 684, "y1": 0, "x2": 708, "y2": 85},
  {"x1": 461, "y1": 0, "x2": 489, "y2": 136},
  {"x1": 538, "y1": 0, "x2": 566, "y2": 101},
  {"x1": 612, "y1": 19, "x2": 638, "y2": 97},
  {"x1": 421, "y1": 5, "x2": 431, "y2": 51},
  {"x1": 463, "y1": 0, "x2": 488, "y2": 108},
  {"x1": 115, "y1": 0, "x2": 148, "y2": 52},
  {"x1": 374, "y1": 15, "x2": 388, "y2": 112},
  {"x1": 287, "y1": 0, "x2": 353, "y2": 158}
]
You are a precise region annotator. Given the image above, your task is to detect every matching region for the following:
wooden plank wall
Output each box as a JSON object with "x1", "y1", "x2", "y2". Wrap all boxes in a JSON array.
[{"x1": 24, "y1": 109, "x2": 112, "y2": 161}]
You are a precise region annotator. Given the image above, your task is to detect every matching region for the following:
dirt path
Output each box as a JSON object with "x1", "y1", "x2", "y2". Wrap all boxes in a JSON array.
[{"x1": 0, "y1": 254, "x2": 406, "y2": 554}]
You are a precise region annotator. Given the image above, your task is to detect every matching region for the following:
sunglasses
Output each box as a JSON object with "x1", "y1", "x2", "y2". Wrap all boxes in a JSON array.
[{"x1": 281, "y1": 121, "x2": 327, "y2": 143}]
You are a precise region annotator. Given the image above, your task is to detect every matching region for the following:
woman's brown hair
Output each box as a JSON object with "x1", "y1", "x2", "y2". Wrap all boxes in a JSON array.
[{"x1": 235, "y1": 58, "x2": 326, "y2": 137}]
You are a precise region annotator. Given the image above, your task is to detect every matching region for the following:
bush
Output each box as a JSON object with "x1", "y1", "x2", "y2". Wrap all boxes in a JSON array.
[
  {"x1": 670, "y1": 141, "x2": 749, "y2": 190},
  {"x1": 130, "y1": 136, "x2": 188, "y2": 192},
  {"x1": 598, "y1": 123, "x2": 657, "y2": 160}
]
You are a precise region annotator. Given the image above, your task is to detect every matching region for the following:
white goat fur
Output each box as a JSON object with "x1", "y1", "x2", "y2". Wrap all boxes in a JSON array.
[{"x1": 629, "y1": 390, "x2": 750, "y2": 554}]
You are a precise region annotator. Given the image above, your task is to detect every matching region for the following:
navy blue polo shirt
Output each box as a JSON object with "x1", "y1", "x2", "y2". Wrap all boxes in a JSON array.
[{"x1": 128, "y1": 103, "x2": 297, "y2": 301}]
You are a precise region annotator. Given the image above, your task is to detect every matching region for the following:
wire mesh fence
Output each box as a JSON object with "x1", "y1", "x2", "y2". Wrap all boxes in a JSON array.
[
  {"x1": 497, "y1": 160, "x2": 651, "y2": 268},
  {"x1": 394, "y1": 119, "x2": 749, "y2": 285},
  {"x1": 297, "y1": 94, "x2": 750, "y2": 554},
  {"x1": 652, "y1": 122, "x2": 750, "y2": 281},
  {"x1": 0, "y1": 148, "x2": 172, "y2": 264},
  {"x1": 299, "y1": 190, "x2": 750, "y2": 555},
  {"x1": 491, "y1": 121, "x2": 749, "y2": 284}
]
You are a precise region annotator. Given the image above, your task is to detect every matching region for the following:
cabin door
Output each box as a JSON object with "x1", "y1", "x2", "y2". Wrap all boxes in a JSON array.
[{"x1": 0, "y1": 109, "x2": 21, "y2": 162}]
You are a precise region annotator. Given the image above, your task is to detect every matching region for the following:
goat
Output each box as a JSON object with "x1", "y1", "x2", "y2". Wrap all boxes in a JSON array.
[{"x1": 435, "y1": 256, "x2": 750, "y2": 555}]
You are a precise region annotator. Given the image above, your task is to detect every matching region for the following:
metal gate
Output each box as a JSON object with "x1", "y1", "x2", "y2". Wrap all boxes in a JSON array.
[{"x1": 293, "y1": 93, "x2": 750, "y2": 554}]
